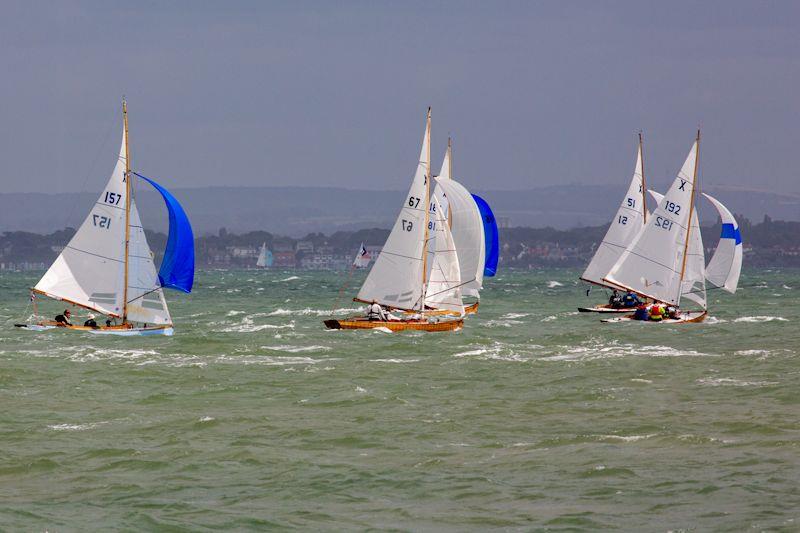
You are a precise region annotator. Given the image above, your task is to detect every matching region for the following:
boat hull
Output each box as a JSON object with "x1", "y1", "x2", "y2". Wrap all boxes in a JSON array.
[
  {"x1": 401, "y1": 301, "x2": 479, "y2": 317},
  {"x1": 601, "y1": 311, "x2": 708, "y2": 324},
  {"x1": 15, "y1": 322, "x2": 174, "y2": 336},
  {"x1": 324, "y1": 317, "x2": 463, "y2": 332},
  {"x1": 578, "y1": 304, "x2": 637, "y2": 313}
]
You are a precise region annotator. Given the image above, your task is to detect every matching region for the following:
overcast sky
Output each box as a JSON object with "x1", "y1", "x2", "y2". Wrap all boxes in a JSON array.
[{"x1": 1, "y1": 1, "x2": 798, "y2": 196}]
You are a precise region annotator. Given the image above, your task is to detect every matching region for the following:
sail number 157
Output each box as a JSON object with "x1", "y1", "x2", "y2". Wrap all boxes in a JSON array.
[{"x1": 93, "y1": 215, "x2": 112, "y2": 229}]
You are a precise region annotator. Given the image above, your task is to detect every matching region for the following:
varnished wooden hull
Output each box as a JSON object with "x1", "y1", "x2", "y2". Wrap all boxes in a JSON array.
[
  {"x1": 578, "y1": 303, "x2": 636, "y2": 313},
  {"x1": 324, "y1": 317, "x2": 463, "y2": 332}
]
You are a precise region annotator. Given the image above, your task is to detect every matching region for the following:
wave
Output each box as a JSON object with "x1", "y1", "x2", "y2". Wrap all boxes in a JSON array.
[
  {"x1": 733, "y1": 316, "x2": 788, "y2": 323},
  {"x1": 262, "y1": 344, "x2": 330, "y2": 353},
  {"x1": 273, "y1": 276, "x2": 300, "y2": 282},
  {"x1": 369, "y1": 358, "x2": 420, "y2": 363},
  {"x1": 696, "y1": 377, "x2": 778, "y2": 387},
  {"x1": 268, "y1": 307, "x2": 361, "y2": 317},
  {"x1": 48, "y1": 421, "x2": 109, "y2": 431},
  {"x1": 547, "y1": 280, "x2": 564, "y2": 288}
]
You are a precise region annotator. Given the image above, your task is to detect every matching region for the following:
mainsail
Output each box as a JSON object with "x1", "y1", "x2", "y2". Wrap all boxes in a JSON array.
[
  {"x1": 34, "y1": 133, "x2": 130, "y2": 317},
  {"x1": 581, "y1": 135, "x2": 648, "y2": 288},
  {"x1": 679, "y1": 210, "x2": 707, "y2": 309},
  {"x1": 703, "y1": 193, "x2": 742, "y2": 293},
  {"x1": 357, "y1": 110, "x2": 430, "y2": 311},
  {"x1": 605, "y1": 135, "x2": 701, "y2": 306}
]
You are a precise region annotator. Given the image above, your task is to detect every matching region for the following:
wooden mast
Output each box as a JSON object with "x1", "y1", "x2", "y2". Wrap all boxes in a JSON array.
[
  {"x1": 678, "y1": 130, "x2": 700, "y2": 289},
  {"x1": 447, "y1": 136, "x2": 452, "y2": 180},
  {"x1": 122, "y1": 98, "x2": 131, "y2": 324},
  {"x1": 420, "y1": 107, "x2": 432, "y2": 310},
  {"x1": 639, "y1": 132, "x2": 647, "y2": 223}
]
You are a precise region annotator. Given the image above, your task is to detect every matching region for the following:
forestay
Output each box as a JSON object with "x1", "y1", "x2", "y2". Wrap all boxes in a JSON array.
[
  {"x1": 424, "y1": 196, "x2": 464, "y2": 313},
  {"x1": 34, "y1": 133, "x2": 130, "y2": 317},
  {"x1": 434, "y1": 177, "x2": 484, "y2": 297},
  {"x1": 703, "y1": 193, "x2": 742, "y2": 293},
  {"x1": 605, "y1": 139, "x2": 699, "y2": 305},
  {"x1": 581, "y1": 140, "x2": 647, "y2": 288},
  {"x1": 357, "y1": 117, "x2": 429, "y2": 311}
]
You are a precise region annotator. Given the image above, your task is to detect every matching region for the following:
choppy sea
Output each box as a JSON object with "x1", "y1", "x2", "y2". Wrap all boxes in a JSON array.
[{"x1": 0, "y1": 268, "x2": 798, "y2": 530}]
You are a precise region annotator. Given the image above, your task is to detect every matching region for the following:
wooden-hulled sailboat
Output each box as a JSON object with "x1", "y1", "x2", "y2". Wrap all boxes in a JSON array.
[
  {"x1": 601, "y1": 131, "x2": 708, "y2": 323},
  {"x1": 579, "y1": 133, "x2": 650, "y2": 313},
  {"x1": 324, "y1": 108, "x2": 463, "y2": 332},
  {"x1": 16, "y1": 100, "x2": 194, "y2": 336}
]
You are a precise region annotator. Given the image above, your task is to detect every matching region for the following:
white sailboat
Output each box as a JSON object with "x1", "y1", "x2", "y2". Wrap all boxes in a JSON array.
[
  {"x1": 17, "y1": 100, "x2": 194, "y2": 336},
  {"x1": 324, "y1": 108, "x2": 463, "y2": 332},
  {"x1": 256, "y1": 243, "x2": 272, "y2": 268},
  {"x1": 603, "y1": 131, "x2": 708, "y2": 323},
  {"x1": 579, "y1": 133, "x2": 649, "y2": 313},
  {"x1": 352, "y1": 243, "x2": 371, "y2": 269}
]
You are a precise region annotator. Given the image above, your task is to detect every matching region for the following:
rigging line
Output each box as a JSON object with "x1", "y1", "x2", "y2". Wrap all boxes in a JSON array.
[
  {"x1": 62, "y1": 107, "x2": 118, "y2": 231},
  {"x1": 126, "y1": 285, "x2": 163, "y2": 304},
  {"x1": 424, "y1": 277, "x2": 476, "y2": 299}
]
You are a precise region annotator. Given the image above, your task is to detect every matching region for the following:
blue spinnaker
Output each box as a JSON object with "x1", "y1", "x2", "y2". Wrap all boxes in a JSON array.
[
  {"x1": 135, "y1": 172, "x2": 195, "y2": 293},
  {"x1": 472, "y1": 194, "x2": 499, "y2": 277}
]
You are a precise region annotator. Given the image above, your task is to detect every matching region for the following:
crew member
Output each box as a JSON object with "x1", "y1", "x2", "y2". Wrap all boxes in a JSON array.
[
  {"x1": 84, "y1": 314, "x2": 99, "y2": 329},
  {"x1": 608, "y1": 290, "x2": 622, "y2": 308},
  {"x1": 366, "y1": 302, "x2": 387, "y2": 321},
  {"x1": 54, "y1": 309, "x2": 72, "y2": 326},
  {"x1": 633, "y1": 303, "x2": 649, "y2": 321},
  {"x1": 622, "y1": 290, "x2": 640, "y2": 308}
]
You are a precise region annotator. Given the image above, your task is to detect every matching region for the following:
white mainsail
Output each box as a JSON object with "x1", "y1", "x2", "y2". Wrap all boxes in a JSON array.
[
  {"x1": 424, "y1": 195, "x2": 464, "y2": 313},
  {"x1": 605, "y1": 137, "x2": 700, "y2": 306},
  {"x1": 581, "y1": 136, "x2": 648, "y2": 288},
  {"x1": 357, "y1": 112, "x2": 430, "y2": 311},
  {"x1": 256, "y1": 243, "x2": 268, "y2": 267},
  {"x1": 34, "y1": 133, "x2": 130, "y2": 317},
  {"x1": 434, "y1": 177, "x2": 485, "y2": 297},
  {"x1": 124, "y1": 199, "x2": 171, "y2": 324},
  {"x1": 703, "y1": 193, "x2": 742, "y2": 293}
]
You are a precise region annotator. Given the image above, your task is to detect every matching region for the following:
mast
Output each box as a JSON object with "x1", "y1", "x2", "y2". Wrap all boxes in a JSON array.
[
  {"x1": 677, "y1": 130, "x2": 700, "y2": 293},
  {"x1": 447, "y1": 136, "x2": 452, "y2": 180},
  {"x1": 639, "y1": 132, "x2": 647, "y2": 223},
  {"x1": 122, "y1": 98, "x2": 131, "y2": 324},
  {"x1": 420, "y1": 107, "x2": 432, "y2": 310}
]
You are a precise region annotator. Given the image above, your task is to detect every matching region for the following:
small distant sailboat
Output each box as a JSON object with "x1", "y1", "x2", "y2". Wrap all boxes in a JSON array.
[
  {"x1": 16, "y1": 100, "x2": 194, "y2": 336},
  {"x1": 579, "y1": 133, "x2": 650, "y2": 313},
  {"x1": 602, "y1": 131, "x2": 712, "y2": 323},
  {"x1": 256, "y1": 243, "x2": 273, "y2": 268},
  {"x1": 324, "y1": 108, "x2": 464, "y2": 332},
  {"x1": 352, "y1": 243, "x2": 371, "y2": 269}
]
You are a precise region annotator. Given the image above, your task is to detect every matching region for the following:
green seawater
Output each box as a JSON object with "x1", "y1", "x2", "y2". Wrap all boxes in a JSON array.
[{"x1": 0, "y1": 269, "x2": 798, "y2": 531}]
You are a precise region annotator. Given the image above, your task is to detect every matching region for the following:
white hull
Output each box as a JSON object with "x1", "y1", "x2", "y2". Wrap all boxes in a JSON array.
[
  {"x1": 16, "y1": 324, "x2": 174, "y2": 336},
  {"x1": 578, "y1": 305, "x2": 636, "y2": 314},
  {"x1": 601, "y1": 311, "x2": 707, "y2": 324}
]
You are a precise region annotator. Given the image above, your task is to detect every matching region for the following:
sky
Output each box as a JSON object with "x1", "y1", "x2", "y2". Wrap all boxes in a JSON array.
[{"x1": 1, "y1": 1, "x2": 799, "y2": 196}]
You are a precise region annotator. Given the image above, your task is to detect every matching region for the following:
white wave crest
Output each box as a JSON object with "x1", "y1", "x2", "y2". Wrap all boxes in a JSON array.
[
  {"x1": 733, "y1": 316, "x2": 788, "y2": 323},
  {"x1": 547, "y1": 280, "x2": 564, "y2": 288},
  {"x1": 697, "y1": 377, "x2": 778, "y2": 387}
]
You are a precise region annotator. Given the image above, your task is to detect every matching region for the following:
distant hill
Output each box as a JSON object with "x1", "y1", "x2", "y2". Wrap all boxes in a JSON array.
[{"x1": 1, "y1": 184, "x2": 797, "y2": 236}]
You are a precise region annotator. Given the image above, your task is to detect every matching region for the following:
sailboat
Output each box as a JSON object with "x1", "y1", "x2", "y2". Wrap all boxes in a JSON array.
[
  {"x1": 256, "y1": 243, "x2": 272, "y2": 268},
  {"x1": 579, "y1": 133, "x2": 650, "y2": 313},
  {"x1": 419, "y1": 138, "x2": 488, "y2": 315},
  {"x1": 602, "y1": 131, "x2": 709, "y2": 323},
  {"x1": 352, "y1": 243, "x2": 371, "y2": 269},
  {"x1": 15, "y1": 100, "x2": 194, "y2": 336},
  {"x1": 324, "y1": 108, "x2": 464, "y2": 332}
]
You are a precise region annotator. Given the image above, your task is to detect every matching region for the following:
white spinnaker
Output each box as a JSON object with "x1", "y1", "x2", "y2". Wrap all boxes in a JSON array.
[
  {"x1": 34, "y1": 132, "x2": 129, "y2": 317},
  {"x1": 605, "y1": 139, "x2": 699, "y2": 305},
  {"x1": 434, "y1": 177, "x2": 484, "y2": 297},
  {"x1": 357, "y1": 120, "x2": 429, "y2": 310},
  {"x1": 426, "y1": 147, "x2": 452, "y2": 271},
  {"x1": 424, "y1": 196, "x2": 464, "y2": 313},
  {"x1": 703, "y1": 193, "x2": 742, "y2": 293},
  {"x1": 581, "y1": 141, "x2": 646, "y2": 288},
  {"x1": 124, "y1": 199, "x2": 171, "y2": 324},
  {"x1": 256, "y1": 243, "x2": 268, "y2": 267},
  {"x1": 679, "y1": 210, "x2": 707, "y2": 309}
]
